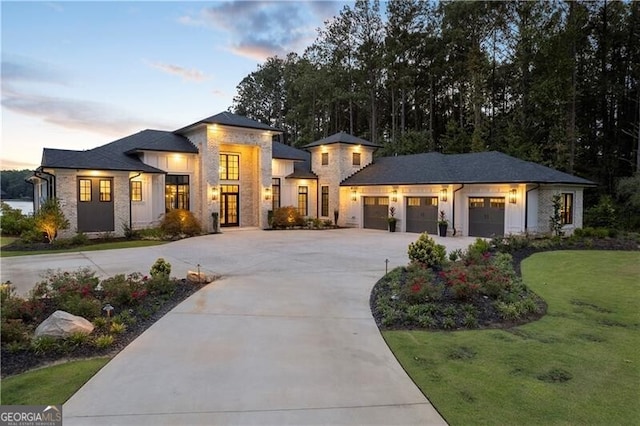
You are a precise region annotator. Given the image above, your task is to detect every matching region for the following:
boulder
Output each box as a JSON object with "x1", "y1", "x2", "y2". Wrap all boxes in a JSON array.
[
  {"x1": 186, "y1": 271, "x2": 214, "y2": 284},
  {"x1": 34, "y1": 310, "x2": 94, "y2": 339}
]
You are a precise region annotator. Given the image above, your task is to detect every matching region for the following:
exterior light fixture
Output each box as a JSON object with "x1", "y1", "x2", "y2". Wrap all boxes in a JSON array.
[
  {"x1": 211, "y1": 187, "x2": 219, "y2": 201},
  {"x1": 391, "y1": 189, "x2": 398, "y2": 202},
  {"x1": 440, "y1": 188, "x2": 448, "y2": 202},
  {"x1": 351, "y1": 187, "x2": 357, "y2": 202},
  {"x1": 264, "y1": 187, "x2": 271, "y2": 201},
  {"x1": 509, "y1": 188, "x2": 517, "y2": 204}
]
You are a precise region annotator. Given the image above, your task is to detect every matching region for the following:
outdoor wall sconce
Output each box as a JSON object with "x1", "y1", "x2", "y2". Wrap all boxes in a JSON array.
[
  {"x1": 509, "y1": 188, "x2": 517, "y2": 204},
  {"x1": 440, "y1": 188, "x2": 448, "y2": 202},
  {"x1": 211, "y1": 187, "x2": 219, "y2": 201},
  {"x1": 264, "y1": 187, "x2": 271, "y2": 201},
  {"x1": 391, "y1": 189, "x2": 398, "y2": 202},
  {"x1": 351, "y1": 187, "x2": 357, "y2": 202}
]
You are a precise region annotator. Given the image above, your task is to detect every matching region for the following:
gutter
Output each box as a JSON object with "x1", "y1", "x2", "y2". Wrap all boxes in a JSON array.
[
  {"x1": 525, "y1": 184, "x2": 540, "y2": 232},
  {"x1": 451, "y1": 184, "x2": 464, "y2": 236},
  {"x1": 129, "y1": 172, "x2": 142, "y2": 230}
]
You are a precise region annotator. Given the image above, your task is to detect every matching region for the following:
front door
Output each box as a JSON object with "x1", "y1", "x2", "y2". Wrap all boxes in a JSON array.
[
  {"x1": 77, "y1": 177, "x2": 115, "y2": 232},
  {"x1": 220, "y1": 185, "x2": 239, "y2": 227}
]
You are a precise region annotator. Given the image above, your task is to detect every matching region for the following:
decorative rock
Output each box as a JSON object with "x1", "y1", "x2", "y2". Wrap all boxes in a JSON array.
[
  {"x1": 34, "y1": 310, "x2": 94, "y2": 339},
  {"x1": 186, "y1": 271, "x2": 213, "y2": 284}
]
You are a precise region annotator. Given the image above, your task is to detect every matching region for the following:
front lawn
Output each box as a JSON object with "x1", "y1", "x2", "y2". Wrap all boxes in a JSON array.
[
  {"x1": 0, "y1": 240, "x2": 166, "y2": 257},
  {"x1": 0, "y1": 357, "x2": 110, "y2": 405},
  {"x1": 384, "y1": 250, "x2": 640, "y2": 425}
]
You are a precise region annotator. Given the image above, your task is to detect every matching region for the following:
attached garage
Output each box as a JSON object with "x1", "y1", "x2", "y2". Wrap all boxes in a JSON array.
[
  {"x1": 363, "y1": 196, "x2": 389, "y2": 230},
  {"x1": 406, "y1": 197, "x2": 438, "y2": 234},
  {"x1": 468, "y1": 197, "x2": 505, "y2": 237}
]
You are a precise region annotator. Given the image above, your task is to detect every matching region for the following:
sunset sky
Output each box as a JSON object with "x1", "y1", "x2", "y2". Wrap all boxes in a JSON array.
[{"x1": 1, "y1": 1, "x2": 347, "y2": 170}]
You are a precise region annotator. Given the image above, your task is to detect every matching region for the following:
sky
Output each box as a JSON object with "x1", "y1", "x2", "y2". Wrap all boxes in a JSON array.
[{"x1": 1, "y1": 1, "x2": 348, "y2": 170}]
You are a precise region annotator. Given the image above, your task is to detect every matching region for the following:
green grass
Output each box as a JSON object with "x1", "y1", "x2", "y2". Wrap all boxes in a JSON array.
[
  {"x1": 383, "y1": 250, "x2": 640, "y2": 425},
  {"x1": 0, "y1": 236, "x2": 17, "y2": 247},
  {"x1": 0, "y1": 357, "x2": 110, "y2": 405},
  {"x1": 0, "y1": 240, "x2": 166, "y2": 257}
]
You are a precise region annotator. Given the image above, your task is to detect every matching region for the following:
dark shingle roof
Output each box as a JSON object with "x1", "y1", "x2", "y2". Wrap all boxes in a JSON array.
[
  {"x1": 272, "y1": 142, "x2": 308, "y2": 161},
  {"x1": 41, "y1": 130, "x2": 197, "y2": 173},
  {"x1": 175, "y1": 111, "x2": 282, "y2": 133},
  {"x1": 341, "y1": 151, "x2": 595, "y2": 186},
  {"x1": 304, "y1": 132, "x2": 381, "y2": 148}
]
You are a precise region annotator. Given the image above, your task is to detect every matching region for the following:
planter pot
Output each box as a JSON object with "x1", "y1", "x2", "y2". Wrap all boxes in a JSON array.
[
  {"x1": 389, "y1": 221, "x2": 397, "y2": 233},
  {"x1": 438, "y1": 223, "x2": 448, "y2": 237}
]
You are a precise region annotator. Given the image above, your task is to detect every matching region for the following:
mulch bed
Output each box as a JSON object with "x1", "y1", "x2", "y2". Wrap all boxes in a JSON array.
[{"x1": 1, "y1": 280, "x2": 207, "y2": 378}]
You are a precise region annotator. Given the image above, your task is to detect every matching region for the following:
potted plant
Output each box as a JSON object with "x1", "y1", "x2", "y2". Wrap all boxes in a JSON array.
[
  {"x1": 438, "y1": 210, "x2": 448, "y2": 237},
  {"x1": 388, "y1": 207, "x2": 398, "y2": 232}
]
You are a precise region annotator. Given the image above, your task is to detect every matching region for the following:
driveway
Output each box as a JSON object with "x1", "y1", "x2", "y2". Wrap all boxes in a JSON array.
[{"x1": 2, "y1": 229, "x2": 474, "y2": 425}]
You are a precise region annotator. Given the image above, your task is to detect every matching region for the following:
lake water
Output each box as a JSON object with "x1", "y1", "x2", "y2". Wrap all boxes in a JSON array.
[{"x1": 1, "y1": 200, "x2": 34, "y2": 215}]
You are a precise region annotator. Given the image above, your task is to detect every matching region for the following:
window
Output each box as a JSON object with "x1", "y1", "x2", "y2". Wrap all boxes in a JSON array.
[
  {"x1": 321, "y1": 152, "x2": 329, "y2": 166},
  {"x1": 272, "y1": 178, "x2": 280, "y2": 211},
  {"x1": 352, "y1": 152, "x2": 361, "y2": 166},
  {"x1": 490, "y1": 198, "x2": 505, "y2": 208},
  {"x1": 99, "y1": 180, "x2": 112, "y2": 202},
  {"x1": 219, "y1": 154, "x2": 240, "y2": 180},
  {"x1": 561, "y1": 193, "x2": 573, "y2": 224},
  {"x1": 165, "y1": 175, "x2": 190, "y2": 211},
  {"x1": 79, "y1": 179, "x2": 91, "y2": 202},
  {"x1": 321, "y1": 186, "x2": 329, "y2": 217},
  {"x1": 469, "y1": 198, "x2": 484, "y2": 208},
  {"x1": 407, "y1": 197, "x2": 421, "y2": 207},
  {"x1": 131, "y1": 181, "x2": 142, "y2": 202},
  {"x1": 298, "y1": 186, "x2": 308, "y2": 216}
]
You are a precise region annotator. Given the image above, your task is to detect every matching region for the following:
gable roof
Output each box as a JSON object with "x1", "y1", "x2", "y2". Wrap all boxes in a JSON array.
[
  {"x1": 341, "y1": 151, "x2": 595, "y2": 186},
  {"x1": 175, "y1": 111, "x2": 282, "y2": 133},
  {"x1": 41, "y1": 130, "x2": 197, "y2": 173},
  {"x1": 304, "y1": 131, "x2": 381, "y2": 148}
]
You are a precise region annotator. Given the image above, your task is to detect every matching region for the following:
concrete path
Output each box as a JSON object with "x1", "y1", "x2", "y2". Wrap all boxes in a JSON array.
[{"x1": 2, "y1": 229, "x2": 475, "y2": 425}]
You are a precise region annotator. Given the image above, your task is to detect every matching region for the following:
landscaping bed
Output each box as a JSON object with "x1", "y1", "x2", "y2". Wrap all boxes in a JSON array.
[{"x1": 1, "y1": 262, "x2": 211, "y2": 378}]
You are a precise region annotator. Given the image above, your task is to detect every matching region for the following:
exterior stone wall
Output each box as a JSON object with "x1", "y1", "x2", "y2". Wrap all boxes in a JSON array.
[{"x1": 536, "y1": 186, "x2": 584, "y2": 235}]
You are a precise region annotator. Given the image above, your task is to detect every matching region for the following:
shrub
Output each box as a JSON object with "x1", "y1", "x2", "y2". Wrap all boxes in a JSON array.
[
  {"x1": 407, "y1": 233, "x2": 446, "y2": 269},
  {"x1": 490, "y1": 234, "x2": 531, "y2": 253},
  {"x1": 20, "y1": 228, "x2": 47, "y2": 244},
  {"x1": 101, "y1": 274, "x2": 135, "y2": 306},
  {"x1": 323, "y1": 219, "x2": 334, "y2": 228},
  {"x1": 0, "y1": 202, "x2": 35, "y2": 236},
  {"x1": 31, "y1": 336, "x2": 59, "y2": 354},
  {"x1": 34, "y1": 198, "x2": 69, "y2": 243},
  {"x1": 60, "y1": 294, "x2": 101, "y2": 319},
  {"x1": 31, "y1": 268, "x2": 100, "y2": 303},
  {"x1": 137, "y1": 227, "x2": 164, "y2": 240},
  {"x1": 549, "y1": 194, "x2": 564, "y2": 237},
  {"x1": 121, "y1": 222, "x2": 139, "y2": 240},
  {"x1": 66, "y1": 331, "x2": 91, "y2": 347},
  {"x1": 584, "y1": 196, "x2": 617, "y2": 229},
  {"x1": 490, "y1": 252, "x2": 517, "y2": 281},
  {"x1": 109, "y1": 322, "x2": 126, "y2": 334},
  {"x1": 402, "y1": 265, "x2": 443, "y2": 304},
  {"x1": 146, "y1": 275, "x2": 174, "y2": 296},
  {"x1": 1, "y1": 319, "x2": 30, "y2": 345},
  {"x1": 160, "y1": 209, "x2": 202, "y2": 237},
  {"x1": 271, "y1": 206, "x2": 305, "y2": 229},
  {"x1": 94, "y1": 335, "x2": 114, "y2": 349},
  {"x1": 92, "y1": 317, "x2": 108, "y2": 331},
  {"x1": 440, "y1": 264, "x2": 480, "y2": 300},
  {"x1": 464, "y1": 238, "x2": 492, "y2": 264},
  {"x1": 150, "y1": 258, "x2": 171, "y2": 278},
  {"x1": 71, "y1": 232, "x2": 90, "y2": 246},
  {"x1": 448, "y1": 249, "x2": 464, "y2": 262}
]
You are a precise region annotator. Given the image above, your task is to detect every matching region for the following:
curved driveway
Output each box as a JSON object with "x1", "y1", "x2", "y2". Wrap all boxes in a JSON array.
[{"x1": 3, "y1": 229, "x2": 474, "y2": 425}]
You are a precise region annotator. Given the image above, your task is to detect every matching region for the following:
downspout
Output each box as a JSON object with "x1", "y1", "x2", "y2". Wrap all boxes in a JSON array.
[
  {"x1": 24, "y1": 177, "x2": 35, "y2": 215},
  {"x1": 36, "y1": 169, "x2": 56, "y2": 199},
  {"x1": 525, "y1": 183, "x2": 540, "y2": 232},
  {"x1": 129, "y1": 172, "x2": 142, "y2": 230},
  {"x1": 452, "y1": 184, "x2": 464, "y2": 236}
]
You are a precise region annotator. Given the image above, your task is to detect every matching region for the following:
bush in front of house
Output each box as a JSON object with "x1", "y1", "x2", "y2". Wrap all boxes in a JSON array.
[
  {"x1": 407, "y1": 233, "x2": 446, "y2": 269},
  {"x1": 33, "y1": 198, "x2": 69, "y2": 244},
  {"x1": 0, "y1": 202, "x2": 36, "y2": 237},
  {"x1": 271, "y1": 206, "x2": 305, "y2": 229},
  {"x1": 160, "y1": 209, "x2": 202, "y2": 237}
]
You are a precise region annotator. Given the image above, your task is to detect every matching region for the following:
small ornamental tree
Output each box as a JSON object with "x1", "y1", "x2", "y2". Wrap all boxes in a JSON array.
[
  {"x1": 34, "y1": 198, "x2": 69, "y2": 244},
  {"x1": 549, "y1": 194, "x2": 564, "y2": 237},
  {"x1": 407, "y1": 233, "x2": 446, "y2": 269}
]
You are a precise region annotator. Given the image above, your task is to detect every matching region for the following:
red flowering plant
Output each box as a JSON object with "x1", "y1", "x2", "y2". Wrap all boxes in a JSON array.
[
  {"x1": 401, "y1": 264, "x2": 443, "y2": 304},
  {"x1": 440, "y1": 263, "x2": 481, "y2": 300}
]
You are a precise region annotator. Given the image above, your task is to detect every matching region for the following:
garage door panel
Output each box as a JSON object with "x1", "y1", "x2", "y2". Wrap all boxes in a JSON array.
[
  {"x1": 406, "y1": 197, "x2": 438, "y2": 234},
  {"x1": 468, "y1": 197, "x2": 505, "y2": 237},
  {"x1": 363, "y1": 197, "x2": 389, "y2": 230}
]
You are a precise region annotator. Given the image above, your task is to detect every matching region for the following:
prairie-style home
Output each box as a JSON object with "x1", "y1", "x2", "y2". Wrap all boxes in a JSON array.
[{"x1": 30, "y1": 112, "x2": 594, "y2": 238}]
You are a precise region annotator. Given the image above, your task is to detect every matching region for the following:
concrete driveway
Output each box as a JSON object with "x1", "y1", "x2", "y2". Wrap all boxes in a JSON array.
[{"x1": 2, "y1": 229, "x2": 475, "y2": 425}]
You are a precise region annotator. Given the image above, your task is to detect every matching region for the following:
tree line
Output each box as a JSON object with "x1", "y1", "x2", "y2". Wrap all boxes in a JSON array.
[
  {"x1": 232, "y1": 0, "x2": 639, "y2": 199},
  {"x1": 0, "y1": 170, "x2": 33, "y2": 200}
]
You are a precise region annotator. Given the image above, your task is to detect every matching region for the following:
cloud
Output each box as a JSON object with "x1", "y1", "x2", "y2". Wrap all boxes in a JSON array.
[
  {"x1": 44, "y1": 2, "x2": 64, "y2": 13},
  {"x1": 146, "y1": 61, "x2": 208, "y2": 82},
  {"x1": 179, "y1": 1, "x2": 344, "y2": 61},
  {"x1": 2, "y1": 86, "x2": 166, "y2": 137},
  {"x1": 1, "y1": 56, "x2": 67, "y2": 87},
  {"x1": 0, "y1": 158, "x2": 40, "y2": 170}
]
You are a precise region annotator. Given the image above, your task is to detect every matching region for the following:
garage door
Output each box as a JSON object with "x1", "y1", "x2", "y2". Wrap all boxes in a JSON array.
[
  {"x1": 406, "y1": 197, "x2": 438, "y2": 234},
  {"x1": 363, "y1": 197, "x2": 389, "y2": 230},
  {"x1": 468, "y1": 197, "x2": 505, "y2": 237}
]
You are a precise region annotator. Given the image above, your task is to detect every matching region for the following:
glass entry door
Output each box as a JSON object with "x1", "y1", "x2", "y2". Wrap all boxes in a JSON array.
[{"x1": 220, "y1": 185, "x2": 239, "y2": 227}]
